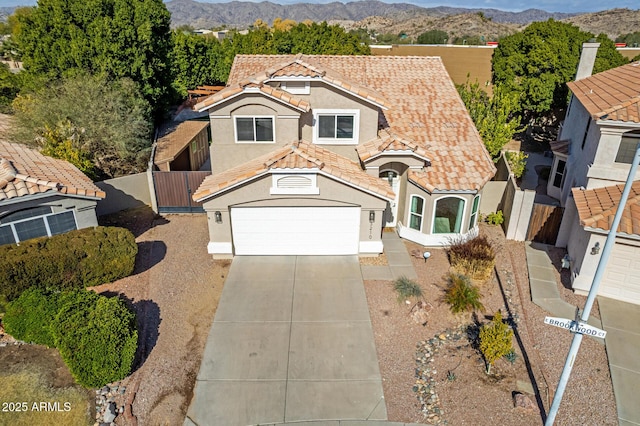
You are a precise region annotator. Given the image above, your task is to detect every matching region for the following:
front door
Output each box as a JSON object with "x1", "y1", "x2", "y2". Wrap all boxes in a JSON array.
[{"x1": 380, "y1": 170, "x2": 400, "y2": 227}]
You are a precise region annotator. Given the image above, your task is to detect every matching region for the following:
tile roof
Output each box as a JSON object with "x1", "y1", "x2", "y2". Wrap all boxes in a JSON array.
[
  {"x1": 567, "y1": 61, "x2": 640, "y2": 123},
  {"x1": 194, "y1": 82, "x2": 311, "y2": 112},
  {"x1": 356, "y1": 129, "x2": 431, "y2": 162},
  {"x1": 221, "y1": 55, "x2": 496, "y2": 192},
  {"x1": 193, "y1": 140, "x2": 395, "y2": 202},
  {"x1": 550, "y1": 139, "x2": 571, "y2": 156},
  {"x1": 155, "y1": 120, "x2": 209, "y2": 164},
  {"x1": 0, "y1": 141, "x2": 105, "y2": 202},
  {"x1": 572, "y1": 181, "x2": 640, "y2": 236}
]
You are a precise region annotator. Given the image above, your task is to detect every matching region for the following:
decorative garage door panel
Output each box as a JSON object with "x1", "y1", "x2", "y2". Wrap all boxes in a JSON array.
[
  {"x1": 231, "y1": 207, "x2": 360, "y2": 255},
  {"x1": 600, "y1": 243, "x2": 640, "y2": 304}
]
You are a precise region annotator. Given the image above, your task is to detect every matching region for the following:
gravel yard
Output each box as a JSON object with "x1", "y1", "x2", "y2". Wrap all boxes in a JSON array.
[
  {"x1": 94, "y1": 208, "x2": 229, "y2": 426},
  {"x1": 364, "y1": 224, "x2": 616, "y2": 425}
]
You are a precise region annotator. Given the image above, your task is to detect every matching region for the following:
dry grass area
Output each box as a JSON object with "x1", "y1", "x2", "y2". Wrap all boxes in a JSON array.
[
  {"x1": 0, "y1": 345, "x2": 92, "y2": 426},
  {"x1": 364, "y1": 224, "x2": 616, "y2": 425}
]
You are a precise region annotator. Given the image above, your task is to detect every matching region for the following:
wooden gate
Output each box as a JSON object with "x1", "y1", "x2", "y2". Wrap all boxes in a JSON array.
[
  {"x1": 153, "y1": 171, "x2": 210, "y2": 213},
  {"x1": 526, "y1": 203, "x2": 564, "y2": 244}
]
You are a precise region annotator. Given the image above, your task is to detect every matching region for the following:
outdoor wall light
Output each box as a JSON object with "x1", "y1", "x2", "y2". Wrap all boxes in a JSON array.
[
  {"x1": 561, "y1": 254, "x2": 571, "y2": 269},
  {"x1": 387, "y1": 171, "x2": 395, "y2": 186},
  {"x1": 214, "y1": 211, "x2": 222, "y2": 224},
  {"x1": 369, "y1": 210, "x2": 375, "y2": 223},
  {"x1": 590, "y1": 242, "x2": 601, "y2": 255}
]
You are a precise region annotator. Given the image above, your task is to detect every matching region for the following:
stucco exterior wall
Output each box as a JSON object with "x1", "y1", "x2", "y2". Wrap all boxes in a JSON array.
[
  {"x1": 201, "y1": 173, "x2": 388, "y2": 254},
  {"x1": 208, "y1": 95, "x2": 301, "y2": 173},
  {"x1": 587, "y1": 126, "x2": 640, "y2": 187},
  {"x1": 95, "y1": 173, "x2": 151, "y2": 216}
]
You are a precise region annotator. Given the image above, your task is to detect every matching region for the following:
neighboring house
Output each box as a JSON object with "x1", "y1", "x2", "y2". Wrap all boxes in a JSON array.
[
  {"x1": 548, "y1": 46, "x2": 640, "y2": 303},
  {"x1": 0, "y1": 141, "x2": 105, "y2": 246},
  {"x1": 154, "y1": 120, "x2": 210, "y2": 172},
  {"x1": 192, "y1": 54, "x2": 496, "y2": 257}
]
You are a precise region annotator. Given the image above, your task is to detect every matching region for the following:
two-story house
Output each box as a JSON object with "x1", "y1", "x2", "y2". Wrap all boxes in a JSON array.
[
  {"x1": 548, "y1": 46, "x2": 640, "y2": 304},
  {"x1": 191, "y1": 54, "x2": 496, "y2": 257}
]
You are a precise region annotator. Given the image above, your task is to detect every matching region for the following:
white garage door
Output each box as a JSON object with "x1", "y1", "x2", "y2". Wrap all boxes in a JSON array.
[
  {"x1": 231, "y1": 206, "x2": 360, "y2": 255},
  {"x1": 600, "y1": 243, "x2": 640, "y2": 304}
]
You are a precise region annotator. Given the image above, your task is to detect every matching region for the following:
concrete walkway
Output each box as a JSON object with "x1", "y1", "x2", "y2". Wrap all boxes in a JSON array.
[
  {"x1": 525, "y1": 242, "x2": 602, "y2": 334},
  {"x1": 185, "y1": 256, "x2": 387, "y2": 426},
  {"x1": 361, "y1": 232, "x2": 417, "y2": 281},
  {"x1": 598, "y1": 297, "x2": 640, "y2": 426}
]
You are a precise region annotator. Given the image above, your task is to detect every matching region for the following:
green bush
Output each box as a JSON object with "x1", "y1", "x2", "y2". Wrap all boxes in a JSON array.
[
  {"x1": 392, "y1": 276, "x2": 423, "y2": 303},
  {"x1": 505, "y1": 151, "x2": 528, "y2": 179},
  {"x1": 2, "y1": 288, "x2": 72, "y2": 347},
  {"x1": 486, "y1": 211, "x2": 504, "y2": 226},
  {"x1": 444, "y1": 273, "x2": 484, "y2": 314},
  {"x1": 52, "y1": 290, "x2": 138, "y2": 388},
  {"x1": 448, "y1": 235, "x2": 496, "y2": 282},
  {"x1": 479, "y1": 310, "x2": 513, "y2": 374},
  {"x1": 0, "y1": 226, "x2": 137, "y2": 300}
]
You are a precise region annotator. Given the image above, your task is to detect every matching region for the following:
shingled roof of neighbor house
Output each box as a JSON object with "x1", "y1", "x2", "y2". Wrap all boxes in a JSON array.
[
  {"x1": 567, "y1": 61, "x2": 640, "y2": 123},
  {"x1": 196, "y1": 55, "x2": 495, "y2": 192},
  {"x1": 572, "y1": 181, "x2": 640, "y2": 236},
  {"x1": 193, "y1": 140, "x2": 395, "y2": 202},
  {"x1": 0, "y1": 141, "x2": 105, "y2": 201}
]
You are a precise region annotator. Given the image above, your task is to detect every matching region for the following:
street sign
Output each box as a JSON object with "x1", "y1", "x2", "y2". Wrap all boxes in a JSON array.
[{"x1": 544, "y1": 316, "x2": 607, "y2": 338}]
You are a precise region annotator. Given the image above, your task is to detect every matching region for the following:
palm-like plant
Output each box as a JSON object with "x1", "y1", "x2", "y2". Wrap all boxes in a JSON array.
[{"x1": 444, "y1": 272, "x2": 484, "y2": 314}]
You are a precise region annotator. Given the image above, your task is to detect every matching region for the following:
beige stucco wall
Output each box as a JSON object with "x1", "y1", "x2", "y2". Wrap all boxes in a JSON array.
[
  {"x1": 208, "y1": 95, "x2": 301, "y2": 173},
  {"x1": 207, "y1": 82, "x2": 382, "y2": 173},
  {"x1": 95, "y1": 173, "x2": 151, "y2": 216},
  {"x1": 201, "y1": 173, "x2": 388, "y2": 251}
]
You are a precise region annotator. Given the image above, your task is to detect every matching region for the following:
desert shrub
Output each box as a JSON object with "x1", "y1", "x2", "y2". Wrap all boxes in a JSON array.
[
  {"x1": 485, "y1": 210, "x2": 504, "y2": 226},
  {"x1": 448, "y1": 235, "x2": 496, "y2": 282},
  {"x1": 52, "y1": 290, "x2": 138, "y2": 388},
  {"x1": 2, "y1": 288, "x2": 73, "y2": 347},
  {"x1": 444, "y1": 273, "x2": 484, "y2": 314},
  {"x1": 393, "y1": 276, "x2": 423, "y2": 303},
  {"x1": 479, "y1": 310, "x2": 513, "y2": 374},
  {"x1": 0, "y1": 226, "x2": 137, "y2": 300},
  {"x1": 505, "y1": 151, "x2": 528, "y2": 178}
]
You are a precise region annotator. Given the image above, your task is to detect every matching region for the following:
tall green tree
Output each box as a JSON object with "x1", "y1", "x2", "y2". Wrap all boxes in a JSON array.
[
  {"x1": 492, "y1": 20, "x2": 628, "y2": 118},
  {"x1": 12, "y1": 74, "x2": 152, "y2": 178},
  {"x1": 457, "y1": 80, "x2": 523, "y2": 159},
  {"x1": 14, "y1": 0, "x2": 172, "y2": 118},
  {"x1": 417, "y1": 30, "x2": 448, "y2": 45},
  {"x1": 0, "y1": 63, "x2": 19, "y2": 113},
  {"x1": 170, "y1": 31, "x2": 227, "y2": 97}
]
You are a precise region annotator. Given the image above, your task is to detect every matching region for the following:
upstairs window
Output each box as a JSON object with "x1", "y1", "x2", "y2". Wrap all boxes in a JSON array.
[
  {"x1": 552, "y1": 159, "x2": 566, "y2": 188},
  {"x1": 615, "y1": 134, "x2": 640, "y2": 164},
  {"x1": 313, "y1": 109, "x2": 359, "y2": 145},
  {"x1": 235, "y1": 116, "x2": 274, "y2": 143}
]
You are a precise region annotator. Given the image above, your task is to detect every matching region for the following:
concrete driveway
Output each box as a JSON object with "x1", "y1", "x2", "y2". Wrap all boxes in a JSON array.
[{"x1": 185, "y1": 256, "x2": 387, "y2": 425}]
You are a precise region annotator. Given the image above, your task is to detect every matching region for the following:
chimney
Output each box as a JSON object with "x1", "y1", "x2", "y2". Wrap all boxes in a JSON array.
[{"x1": 575, "y1": 41, "x2": 600, "y2": 81}]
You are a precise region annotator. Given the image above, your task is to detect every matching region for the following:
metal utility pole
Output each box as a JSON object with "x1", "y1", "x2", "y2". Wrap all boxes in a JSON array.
[{"x1": 545, "y1": 143, "x2": 640, "y2": 425}]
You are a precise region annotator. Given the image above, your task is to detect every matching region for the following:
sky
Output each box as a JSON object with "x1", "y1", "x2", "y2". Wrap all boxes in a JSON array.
[{"x1": 1, "y1": 0, "x2": 638, "y2": 14}]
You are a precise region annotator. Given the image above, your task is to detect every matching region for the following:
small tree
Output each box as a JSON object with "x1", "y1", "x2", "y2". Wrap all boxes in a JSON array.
[
  {"x1": 417, "y1": 29, "x2": 448, "y2": 45},
  {"x1": 444, "y1": 273, "x2": 484, "y2": 314},
  {"x1": 479, "y1": 310, "x2": 513, "y2": 374}
]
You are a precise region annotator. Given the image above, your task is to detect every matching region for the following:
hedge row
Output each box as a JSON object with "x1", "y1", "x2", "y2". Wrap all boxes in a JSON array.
[
  {"x1": 0, "y1": 226, "x2": 137, "y2": 300},
  {"x1": 3, "y1": 288, "x2": 138, "y2": 388}
]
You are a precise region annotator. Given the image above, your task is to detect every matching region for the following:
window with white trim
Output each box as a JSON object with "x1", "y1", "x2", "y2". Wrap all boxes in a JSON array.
[
  {"x1": 313, "y1": 109, "x2": 359, "y2": 145},
  {"x1": 552, "y1": 159, "x2": 566, "y2": 188},
  {"x1": 234, "y1": 116, "x2": 274, "y2": 143},
  {"x1": 433, "y1": 196, "x2": 466, "y2": 234},
  {"x1": 0, "y1": 207, "x2": 78, "y2": 246},
  {"x1": 468, "y1": 195, "x2": 480, "y2": 231},
  {"x1": 270, "y1": 174, "x2": 319, "y2": 195},
  {"x1": 409, "y1": 195, "x2": 425, "y2": 231},
  {"x1": 615, "y1": 133, "x2": 640, "y2": 164},
  {"x1": 281, "y1": 81, "x2": 310, "y2": 95}
]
